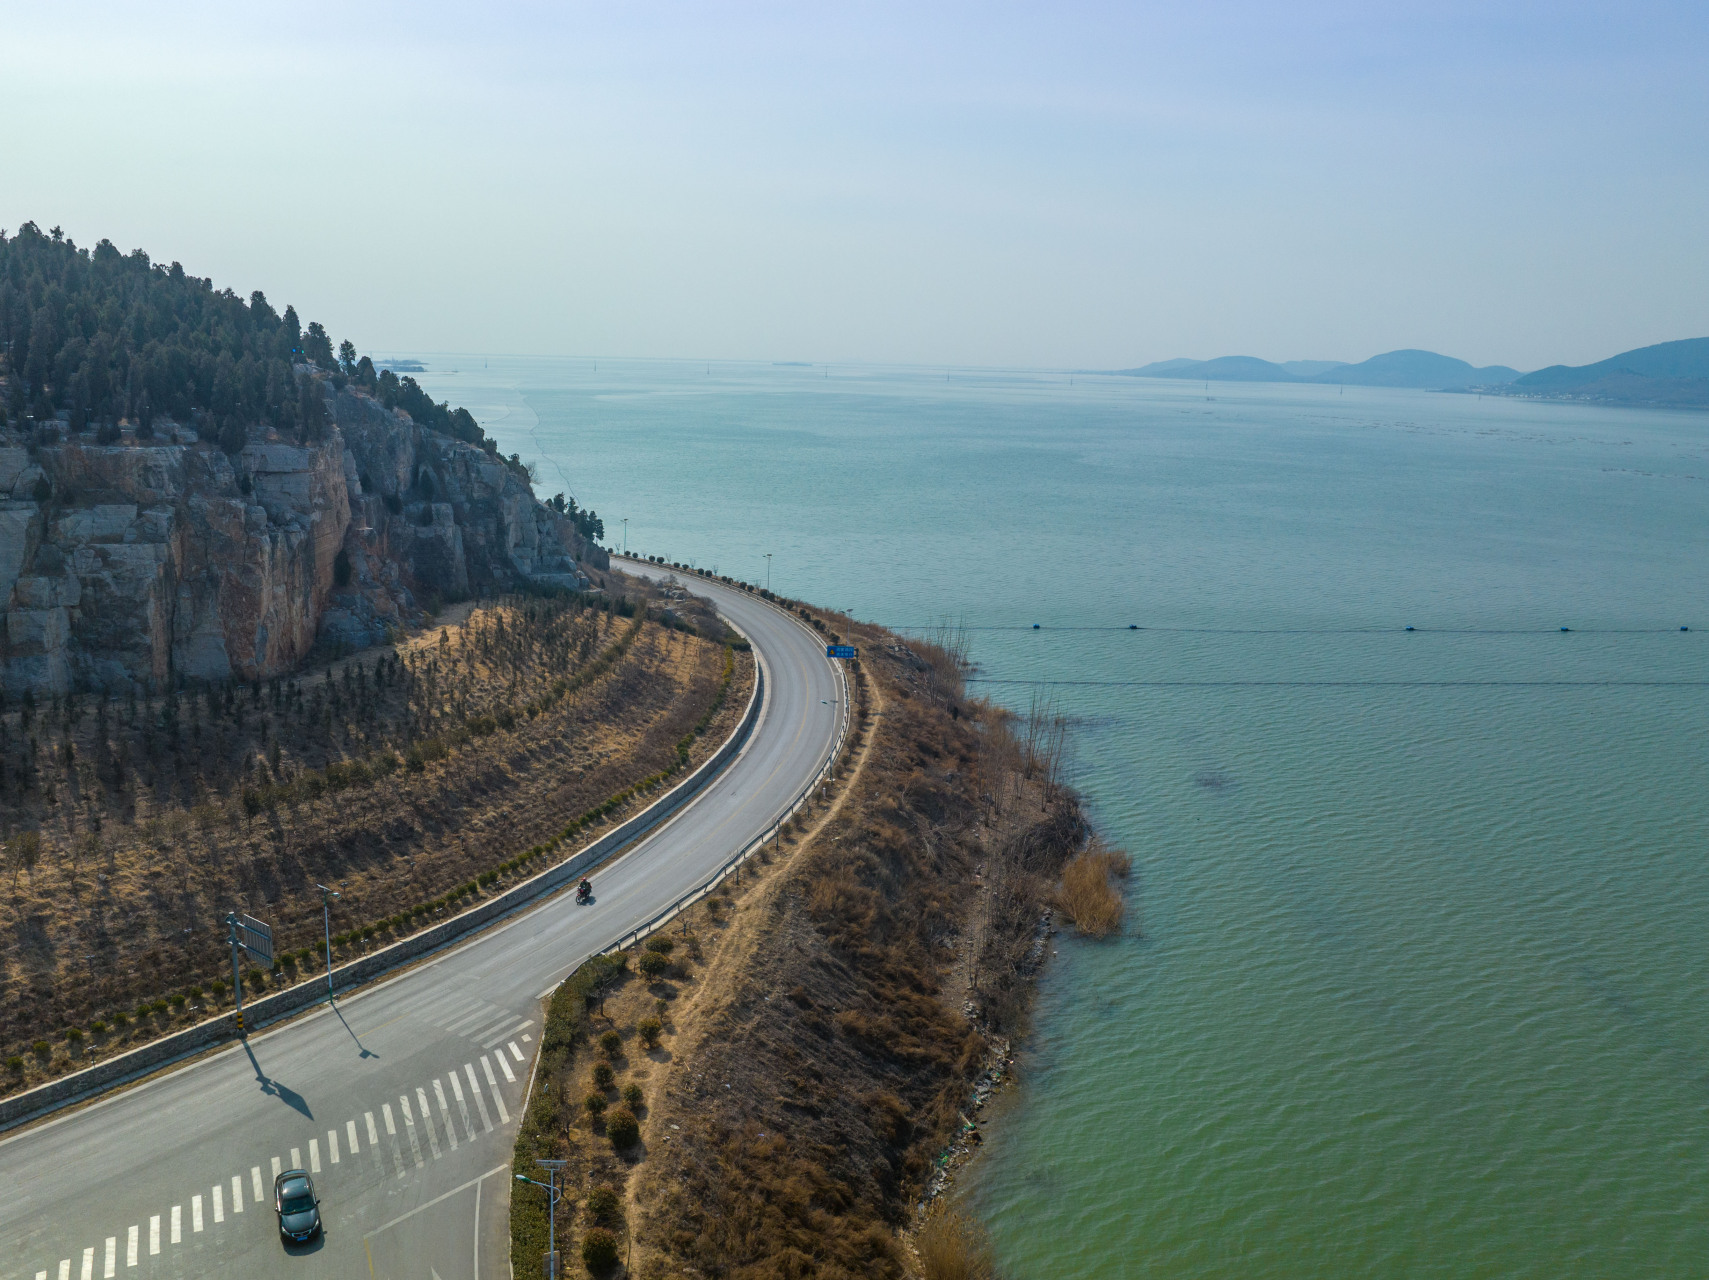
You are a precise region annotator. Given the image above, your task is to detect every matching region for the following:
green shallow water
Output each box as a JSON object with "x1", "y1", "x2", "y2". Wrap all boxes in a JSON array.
[{"x1": 417, "y1": 358, "x2": 1709, "y2": 1276}]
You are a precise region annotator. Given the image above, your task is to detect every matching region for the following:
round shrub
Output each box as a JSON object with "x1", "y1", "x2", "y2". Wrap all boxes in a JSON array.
[
  {"x1": 583, "y1": 1092, "x2": 606, "y2": 1116},
  {"x1": 622, "y1": 1083, "x2": 643, "y2": 1110},
  {"x1": 585, "y1": 1185, "x2": 621, "y2": 1225},
  {"x1": 65, "y1": 1027, "x2": 84, "y2": 1043},
  {"x1": 637, "y1": 952, "x2": 669, "y2": 981},
  {"x1": 211, "y1": 980, "x2": 227, "y2": 998},
  {"x1": 637, "y1": 1018, "x2": 662, "y2": 1050},
  {"x1": 187, "y1": 986, "x2": 203, "y2": 999},
  {"x1": 5, "y1": 1056, "x2": 22, "y2": 1072},
  {"x1": 643, "y1": 936, "x2": 674, "y2": 956},
  {"x1": 581, "y1": 1227, "x2": 620, "y2": 1272},
  {"x1": 31, "y1": 1040, "x2": 49, "y2": 1056},
  {"x1": 598, "y1": 1030, "x2": 622, "y2": 1058},
  {"x1": 604, "y1": 1108, "x2": 639, "y2": 1150},
  {"x1": 591, "y1": 1062, "x2": 615, "y2": 1090},
  {"x1": 170, "y1": 992, "x2": 188, "y2": 1007},
  {"x1": 91, "y1": 1020, "x2": 108, "y2": 1034}
]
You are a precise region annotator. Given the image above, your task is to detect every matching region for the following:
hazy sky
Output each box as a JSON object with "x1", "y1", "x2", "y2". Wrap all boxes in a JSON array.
[{"x1": 4, "y1": 2, "x2": 1706, "y2": 370}]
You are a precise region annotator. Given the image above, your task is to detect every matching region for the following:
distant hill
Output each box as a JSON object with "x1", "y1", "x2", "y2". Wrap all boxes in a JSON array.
[
  {"x1": 1117, "y1": 348, "x2": 1515, "y2": 390},
  {"x1": 1309, "y1": 349, "x2": 1518, "y2": 389},
  {"x1": 1501, "y1": 337, "x2": 1709, "y2": 407}
]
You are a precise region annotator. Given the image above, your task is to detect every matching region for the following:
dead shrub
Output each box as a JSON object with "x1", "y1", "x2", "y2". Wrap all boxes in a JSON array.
[
  {"x1": 911, "y1": 1200, "x2": 997, "y2": 1280},
  {"x1": 1058, "y1": 844, "x2": 1129, "y2": 938}
]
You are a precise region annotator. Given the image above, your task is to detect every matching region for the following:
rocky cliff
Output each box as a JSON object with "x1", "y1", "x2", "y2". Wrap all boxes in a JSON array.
[{"x1": 0, "y1": 378, "x2": 605, "y2": 694}]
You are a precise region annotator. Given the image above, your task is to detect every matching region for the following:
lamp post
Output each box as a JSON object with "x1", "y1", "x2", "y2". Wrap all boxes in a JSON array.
[
  {"x1": 315, "y1": 884, "x2": 340, "y2": 1002},
  {"x1": 517, "y1": 1160, "x2": 568, "y2": 1278},
  {"x1": 764, "y1": 553, "x2": 772, "y2": 591},
  {"x1": 621, "y1": 517, "x2": 628, "y2": 555}
]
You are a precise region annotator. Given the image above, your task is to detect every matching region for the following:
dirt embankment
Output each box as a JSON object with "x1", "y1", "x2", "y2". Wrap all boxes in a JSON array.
[
  {"x1": 0, "y1": 586, "x2": 752, "y2": 1095},
  {"x1": 510, "y1": 607, "x2": 1086, "y2": 1280}
]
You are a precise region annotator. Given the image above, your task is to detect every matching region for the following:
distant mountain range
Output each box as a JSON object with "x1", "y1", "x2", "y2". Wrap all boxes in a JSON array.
[
  {"x1": 1116, "y1": 337, "x2": 1709, "y2": 407},
  {"x1": 1117, "y1": 349, "x2": 1518, "y2": 389}
]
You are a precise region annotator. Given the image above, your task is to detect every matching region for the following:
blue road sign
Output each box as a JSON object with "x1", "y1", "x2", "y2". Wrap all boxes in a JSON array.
[{"x1": 827, "y1": 644, "x2": 857, "y2": 659}]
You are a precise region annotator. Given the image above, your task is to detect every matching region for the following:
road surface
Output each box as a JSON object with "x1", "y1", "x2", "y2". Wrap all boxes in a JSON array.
[{"x1": 0, "y1": 565, "x2": 842, "y2": 1280}]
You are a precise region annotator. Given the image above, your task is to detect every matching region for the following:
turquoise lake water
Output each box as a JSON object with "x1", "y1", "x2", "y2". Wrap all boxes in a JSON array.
[{"x1": 417, "y1": 358, "x2": 1709, "y2": 1277}]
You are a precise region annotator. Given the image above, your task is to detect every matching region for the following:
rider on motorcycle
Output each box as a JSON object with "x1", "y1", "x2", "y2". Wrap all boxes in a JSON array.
[{"x1": 577, "y1": 877, "x2": 592, "y2": 900}]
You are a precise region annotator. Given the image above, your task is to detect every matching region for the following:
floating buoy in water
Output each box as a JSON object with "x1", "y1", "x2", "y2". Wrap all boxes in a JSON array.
[
  {"x1": 1560, "y1": 626, "x2": 1571, "y2": 632},
  {"x1": 1405, "y1": 626, "x2": 1415, "y2": 632},
  {"x1": 1683, "y1": 625, "x2": 1691, "y2": 632},
  {"x1": 1129, "y1": 624, "x2": 1139, "y2": 630},
  {"x1": 1032, "y1": 623, "x2": 1041, "y2": 630}
]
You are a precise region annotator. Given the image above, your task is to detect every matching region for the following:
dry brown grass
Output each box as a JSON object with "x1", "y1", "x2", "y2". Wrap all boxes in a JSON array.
[
  {"x1": 1058, "y1": 843, "x2": 1130, "y2": 938},
  {"x1": 0, "y1": 598, "x2": 753, "y2": 1095},
  {"x1": 911, "y1": 1201, "x2": 997, "y2": 1280}
]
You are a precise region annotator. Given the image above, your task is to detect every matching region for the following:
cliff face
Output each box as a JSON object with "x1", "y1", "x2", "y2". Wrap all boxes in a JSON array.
[{"x1": 0, "y1": 381, "x2": 605, "y2": 695}]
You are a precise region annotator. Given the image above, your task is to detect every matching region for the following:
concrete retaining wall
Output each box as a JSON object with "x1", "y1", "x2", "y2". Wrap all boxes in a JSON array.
[{"x1": 0, "y1": 655, "x2": 764, "y2": 1134}]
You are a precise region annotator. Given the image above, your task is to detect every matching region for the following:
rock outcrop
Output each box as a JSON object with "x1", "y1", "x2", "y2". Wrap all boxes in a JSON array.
[{"x1": 0, "y1": 382, "x2": 605, "y2": 695}]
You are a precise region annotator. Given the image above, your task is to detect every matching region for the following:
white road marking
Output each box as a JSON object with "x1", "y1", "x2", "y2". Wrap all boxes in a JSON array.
[
  {"x1": 270, "y1": 1156, "x2": 281, "y2": 1182},
  {"x1": 212, "y1": 1184, "x2": 224, "y2": 1224},
  {"x1": 191, "y1": 1195, "x2": 203, "y2": 1233},
  {"x1": 508, "y1": 1041, "x2": 524, "y2": 1062},
  {"x1": 417, "y1": 1087, "x2": 442, "y2": 1158},
  {"x1": 148, "y1": 1216, "x2": 159, "y2": 1256},
  {"x1": 364, "y1": 1111, "x2": 379, "y2": 1146},
  {"x1": 289, "y1": 1148, "x2": 301, "y2": 1170},
  {"x1": 251, "y1": 1167, "x2": 263, "y2": 1203},
  {"x1": 169, "y1": 1206, "x2": 181, "y2": 1245},
  {"x1": 448, "y1": 1072, "x2": 476, "y2": 1141},
  {"x1": 57, "y1": 1262, "x2": 69, "y2": 1280},
  {"x1": 444, "y1": 1006, "x2": 498, "y2": 1036},
  {"x1": 79, "y1": 1249, "x2": 92, "y2": 1280},
  {"x1": 434, "y1": 1078, "x2": 459, "y2": 1149},
  {"x1": 126, "y1": 1225, "x2": 137, "y2": 1267},
  {"x1": 347, "y1": 1118, "x2": 360, "y2": 1153},
  {"x1": 309, "y1": 1138, "x2": 321, "y2": 1173},
  {"x1": 35, "y1": 1270, "x2": 46, "y2": 1280},
  {"x1": 482, "y1": 1056, "x2": 512, "y2": 1120},
  {"x1": 493, "y1": 1049, "x2": 516, "y2": 1083},
  {"x1": 398, "y1": 1096, "x2": 424, "y2": 1167},
  {"x1": 522, "y1": 1032, "x2": 532, "y2": 1042},
  {"x1": 328, "y1": 1129, "x2": 341, "y2": 1164},
  {"x1": 231, "y1": 1175, "x2": 244, "y2": 1213},
  {"x1": 465, "y1": 1063, "x2": 494, "y2": 1132},
  {"x1": 382, "y1": 1102, "x2": 406, "y2": 1178},
  {"x1": 102, "y1": 1237, "x2": 114, "y2": 1279}
]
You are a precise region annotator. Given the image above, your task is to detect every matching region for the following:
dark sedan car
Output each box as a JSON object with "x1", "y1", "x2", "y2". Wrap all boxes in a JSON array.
[{"x1": 273, "y1": 1169, "x2": 322, "y2": 1244}]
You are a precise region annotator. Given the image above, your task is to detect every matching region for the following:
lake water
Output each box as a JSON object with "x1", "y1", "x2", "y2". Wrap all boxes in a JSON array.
[{"x1": 416, "y1": 357, "x2": 1709, "y2": 1277}]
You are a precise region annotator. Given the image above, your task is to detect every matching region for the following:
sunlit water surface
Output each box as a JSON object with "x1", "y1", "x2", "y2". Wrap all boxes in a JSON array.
[{"x1": 416, "y1": 357, "x2": 1709, "y2": 1277}]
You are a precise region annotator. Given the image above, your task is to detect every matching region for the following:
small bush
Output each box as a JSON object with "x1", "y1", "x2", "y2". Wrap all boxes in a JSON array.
[
  {"x1": 643, "y1": 936, "x2": 674, "y2": 955},
  {"x1": 637, "y1": 952, "x2": 669, "y2": 980},
  {"x1": 31, "y1": 1040, "x2": 49, "y2": 1056},
  {"x1": 112, "y1": 1012, "x2": 129, "y2": 1027},
  {"x1": 585, "y1": 1184, "x2": 621, "y2": 1225},
  {"x1": 604, "y1": 1107, "x2": 639, "y2": 1149},
  {"x1": 622, "y1": 1083, "x2": 643, "y2": 1110},
  {"x1": 5, "y1": 1056, "x2": 22, "y2": 1072},
  {"x1": 65, "y1": 1027, "x2": 83, "y2": 1043},
  {"x1": 581, "y1": 1227, "x2": 620, "y2": 1272},
  {"x1": 584, "y1": 1092, "x2": 607, "y2": 1116},
  {"x1": 187, "y1": 985, "x2": 203, "y2": 999},
  {"x1": 172, "y1": 991, "x2": 191, "y2": 1006},
  {"x1": 591, "y1": 1061, "x2": 615, "y2": 1090},
  {"x1": 637, "y1": 1018, "x2": 662, "y2": 1050},
  {"x1": 913, "y1": 1200, "x2": 997, "y2": 1280},
  {"x1": 211, "y1": 980, "x2": 228, "y2": 998},
  {"x1": 598, "y1": 1030, "x2": 622, "y2": 1058},
  {"x1": 1058, "y1": 846, "x2": 1130, "y2": 938},
  {"x1": 91, "y1": 1020, "x2": 108, "y2": 1034}
]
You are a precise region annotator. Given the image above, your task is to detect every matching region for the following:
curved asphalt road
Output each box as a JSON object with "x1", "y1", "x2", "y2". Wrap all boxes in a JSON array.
[{"x1": 0, "y1": 565, "x2": 842, "y2": 1280}]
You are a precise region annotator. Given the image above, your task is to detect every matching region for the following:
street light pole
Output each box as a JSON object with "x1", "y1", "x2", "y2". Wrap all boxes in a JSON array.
[
  {"x1": 518, "y1": 1158, "x2": 569, "y2": 1278},
  {"x1": 764, "y1": 553, "x2": 772, "y2": 591},
  {"x1": 315, "y1": 884, "x2": 340, "y2": 1002},
  {"x1": 621, "y1": 518, "x2": 628, "y2": 555}
]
